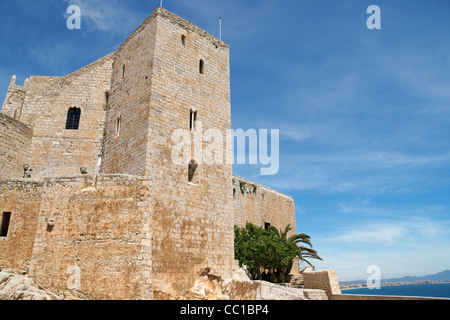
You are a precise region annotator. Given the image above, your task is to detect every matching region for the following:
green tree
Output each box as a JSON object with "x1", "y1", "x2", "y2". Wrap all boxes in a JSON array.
[
  {"x1": 234, "y1": 223, "x2": 267, "y2": 280},
  {"x1": 234, "y1": 223, "x2": 298, "y2": 282}
]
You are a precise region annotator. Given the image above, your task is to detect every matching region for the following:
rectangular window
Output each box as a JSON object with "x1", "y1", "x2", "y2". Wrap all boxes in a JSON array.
[
  {"x1": 264, "y1": 222, "x2": 271, "y2": 230},
  {"x1": 0, "y1": 212, "x2": 11, "y2": 238}
]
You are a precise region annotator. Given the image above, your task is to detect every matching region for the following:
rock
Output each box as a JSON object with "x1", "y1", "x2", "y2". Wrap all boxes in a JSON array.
[
  {"x1": 186, "y1": 274, "x2": 224, "y2": 300},
  {"x1": 255, "y1": 281, "x2": 308, "y2": 300},
  {"x1": 0, "y1": 272, "x2": 60, "y2": 301}
]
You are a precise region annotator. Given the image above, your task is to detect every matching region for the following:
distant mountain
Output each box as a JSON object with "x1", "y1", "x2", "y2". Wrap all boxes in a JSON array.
[{"x1": 340, "y1": 270, "x2": 450, "y2": 285}]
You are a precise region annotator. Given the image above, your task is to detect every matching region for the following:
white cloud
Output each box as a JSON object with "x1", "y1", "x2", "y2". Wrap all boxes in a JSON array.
[
  {"x1": 260, "y1": 149, "x2": 450, "y2": 195},
  {"x1": 332, "y1": 224, "x2": 407, "y2": 246},
  {"x1": 312, "y1": 216, "x2": 450, "y2": 281},
  {"x1": 315, "y1": 245, "x2": 450, "y2": 282},
  {"x1": 326, "y1": 215, "x2": 450, "y2": 246}
]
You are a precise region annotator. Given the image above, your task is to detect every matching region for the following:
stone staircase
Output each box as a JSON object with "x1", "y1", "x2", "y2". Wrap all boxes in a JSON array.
[
  {"x1": 278, "y1": 274, "x2": 329, "y2": 300},
  {"x1": 279, "y1": 274, "x2": 304, "y2": 288},
  {"x1": 289, "y1": 274, "x2": 304, "y2": 288}
]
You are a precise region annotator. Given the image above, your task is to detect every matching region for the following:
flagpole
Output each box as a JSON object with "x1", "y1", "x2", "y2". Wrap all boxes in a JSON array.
[{"x1": 219, "y1": 17, "x2": 222, "y2": 41}]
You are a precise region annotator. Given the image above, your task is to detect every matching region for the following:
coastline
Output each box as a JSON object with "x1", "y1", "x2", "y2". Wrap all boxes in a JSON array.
[{"x1": 340, "y1": 280, "x2": 450, "y2": 291}]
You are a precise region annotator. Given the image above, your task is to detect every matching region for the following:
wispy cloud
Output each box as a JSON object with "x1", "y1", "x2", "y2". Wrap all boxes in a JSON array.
[
  {"x1": 314, "y1": 215, "x2": 450, "y2": 280},
  {"x1": 315, "y1": 244, "x2": 450, "y2": 282},
  {"x1": 328, "y1": 216, "x2": 449, "y2": 246},
  {"x1": 258, "y1": 149, "x2": 450, "y2": 195},
  {"x1": 333, "y1": 224, "x2": 407, "y2": 246}
]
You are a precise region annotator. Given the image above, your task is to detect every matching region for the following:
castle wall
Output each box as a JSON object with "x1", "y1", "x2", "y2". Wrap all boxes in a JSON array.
[
  {"x1": 0, "y1": 113, "x2": 33, "y2": 179},
  {"x1": 0, "y1": 179, "x2": 42, "y2": 273},
  {"x1": 233, "y1": 176, "x2": 299, "y2": 274},
  {"x1": 233, "y1": 176, "x2": 296, "y2": 233},
  {"x1": 101, "y1": 17, "x2": 157, "y2": 176},
  {"x1": 0, "y1": 175, "x2": 153, "y2": 300},
  {"x1": 1, "y1": 76, "x2": 27, "y2": 119},
  {"x1": 11, "y1": 54, "x2": 114, "y2": 178}
]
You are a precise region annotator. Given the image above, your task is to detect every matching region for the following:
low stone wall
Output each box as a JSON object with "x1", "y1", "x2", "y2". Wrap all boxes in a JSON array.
[
  {"x1": 303, "y1": 268, "x2": 341, "y2": 299},
  {"x1": 0, "y1": 174, "x2": 153, "y2": 300}
]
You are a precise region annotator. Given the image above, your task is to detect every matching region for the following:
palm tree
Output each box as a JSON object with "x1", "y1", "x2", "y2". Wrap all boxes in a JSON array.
[{"x1": 268, "y1": 224, "x2": 322, "y2": 276}]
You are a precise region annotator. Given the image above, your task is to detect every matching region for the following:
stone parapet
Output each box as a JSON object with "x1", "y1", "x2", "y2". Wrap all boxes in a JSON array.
[{"x1": 303, "y1": 267, "x2": 342, "y2": 299}]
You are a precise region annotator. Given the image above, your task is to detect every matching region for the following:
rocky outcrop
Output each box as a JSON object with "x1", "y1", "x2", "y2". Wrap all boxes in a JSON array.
[{"x1": 0, "y1": 271, "x2": 60, "y2": 300}]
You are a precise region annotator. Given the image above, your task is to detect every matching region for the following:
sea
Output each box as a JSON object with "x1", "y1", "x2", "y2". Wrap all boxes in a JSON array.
[{"x1": 342, "y1": 282, "x2": 450, "y2": 299}]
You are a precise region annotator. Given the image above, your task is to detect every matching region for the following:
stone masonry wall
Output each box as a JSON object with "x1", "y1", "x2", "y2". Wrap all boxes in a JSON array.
[
  {"x1": 0, "y1": 175, "x2": 153, "y2": 300},
  {"x1": 233, "y1": 175, "x2": 296, "y2": 233},
  {"x1": 101, "y1": 13, "x2": 157, "y2": 176},
  {"x1": 13, "y1": 54, "x2": 114, "y2": 178},
  {"x1": 232, "y1": 175, "x2": 299, "y2": 274},
  {"x1": 1, "y1": 76, "x2": 27, "y2": 119},
  {"x1": 303, "y1": 268, "x2": 342, "y2": 299},
  {"x1": 0, "y1": 113, "x2": 33, "y2": 179},
  {"x1": 0, "y1": 179, "x2": 42, "y2": 273}
]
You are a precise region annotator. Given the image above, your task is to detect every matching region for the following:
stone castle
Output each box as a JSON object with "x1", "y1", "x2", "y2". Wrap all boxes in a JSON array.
[{"x1": 0, "y1": 7, "x2": 298, "y2": 299}]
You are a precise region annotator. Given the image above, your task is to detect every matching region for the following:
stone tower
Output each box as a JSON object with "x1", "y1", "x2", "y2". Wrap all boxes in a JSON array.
[{"x1": 102, "y1": 7, "x2": 234, "y2": 298}]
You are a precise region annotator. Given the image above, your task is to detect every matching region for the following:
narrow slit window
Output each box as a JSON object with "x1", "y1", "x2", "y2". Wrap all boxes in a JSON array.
[
  {"x1": 190, "y1": 110, "x2": 198, "y2": 131},
  {"x1": 65, "y1": 107, "x2": 81, "y2": 130},
  {"x1": 0, "y1": 212, "x2": 11, "y2": 238},
  {"x1": 115, "y1": 116, "x2": 121, "y2": 137},
  {"x1": 188, "y1": 160, "x2": 198, "y2": 183},
  {"x1": 105, "y1": 91, "x2": 110, "y2": 107},
  {"x1": 199, "y1": 59, "x2": 204, "y2": 74},
  {"x1": 122, "y1": 64, "x2": 126, "y2": 78},
  {"x1": 181, "y1": 34, "x2": 186, "y2": 46}
]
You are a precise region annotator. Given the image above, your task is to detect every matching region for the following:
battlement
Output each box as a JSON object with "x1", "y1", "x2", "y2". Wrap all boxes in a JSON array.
[{"x1": 118, "y1": 7, "x2": 228, "y2": 54}]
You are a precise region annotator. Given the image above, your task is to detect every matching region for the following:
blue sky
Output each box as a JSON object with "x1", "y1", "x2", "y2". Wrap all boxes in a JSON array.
[{"x1": 1, "y1": 0, "x2": 450, "y2": 281}]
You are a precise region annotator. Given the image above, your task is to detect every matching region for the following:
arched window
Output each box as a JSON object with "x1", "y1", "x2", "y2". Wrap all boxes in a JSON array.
[{"x1": 65, "y1": 107, "x2": 81, "y2": 130}]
